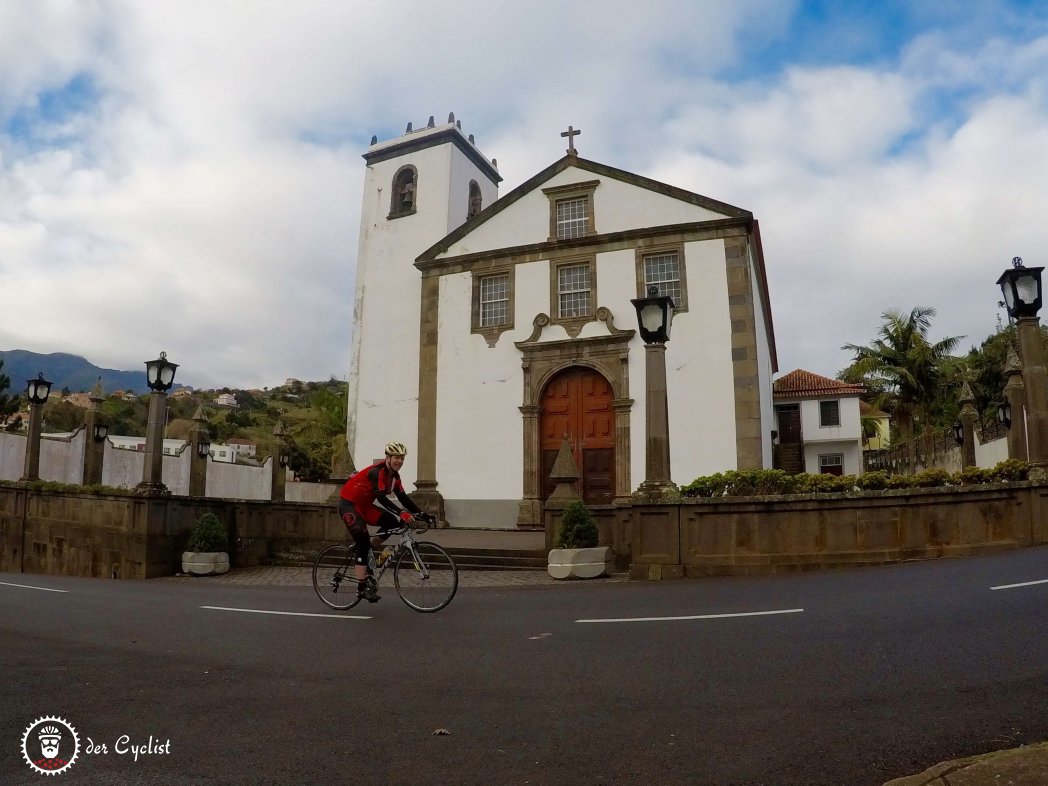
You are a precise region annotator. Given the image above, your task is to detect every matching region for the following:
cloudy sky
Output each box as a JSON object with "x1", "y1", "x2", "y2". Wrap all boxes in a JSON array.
[{"x1": 2, "y1": 1, "x2": 1047, "y2": 390}]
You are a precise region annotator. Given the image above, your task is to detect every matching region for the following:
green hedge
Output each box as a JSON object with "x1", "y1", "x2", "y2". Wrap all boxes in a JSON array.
[
  {"x1": 681, "y1": 459, "x2": 1030, "y2": 498},
  {"x1": 0, "y1": 479, "x2": 133, "y2": 496}
]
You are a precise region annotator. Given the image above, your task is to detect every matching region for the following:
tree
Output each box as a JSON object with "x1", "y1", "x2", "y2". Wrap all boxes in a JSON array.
[
  {"x1": 0, "y1": 360, "x2": 19, "y2": 425},
  {"x1": 842, "y1": 307, "x2": 962, "y2": 469}
]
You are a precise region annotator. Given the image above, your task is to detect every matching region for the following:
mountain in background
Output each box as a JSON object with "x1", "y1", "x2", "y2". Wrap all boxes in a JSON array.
[{"x1": 0, "y1": 349, "x2": 182, "y2": 395}]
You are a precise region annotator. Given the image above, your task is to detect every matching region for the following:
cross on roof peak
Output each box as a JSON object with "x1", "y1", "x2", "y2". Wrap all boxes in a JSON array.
[{"x1": 560, "y1": 125, "x2": 581, "y2": 155}]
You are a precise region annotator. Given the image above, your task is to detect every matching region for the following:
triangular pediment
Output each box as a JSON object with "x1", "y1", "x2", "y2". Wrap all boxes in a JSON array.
[{"x1": 416, "y1": 155, "x2": 752, "y2": 264}]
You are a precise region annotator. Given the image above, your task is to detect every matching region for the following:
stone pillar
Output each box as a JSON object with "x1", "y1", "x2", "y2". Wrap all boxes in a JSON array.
[
  {"x1": 634, "y1": 344, "x2": 679, "y2": 502},
  {"x1": 613, "y1": 397, "x2": 634, "y2": 504},
  {"x1": 82, "y1": 379, "x2": 107, "y2": 486},
  {"x1": 20, "y1": 401, "x2": 45, "y2": 482},
  {"x1": 517, "y1": 403, "x2": 543, "y2": 528},
  {"x1": 958, "y1": 381, "x2": 977, "y2": 470},
  {"x1": 189, "y1": 402, "x2": 209, "y2": 498},
  {"x1": 1003, "y1": 347, "x2": 1027, "y2": 461},
  {"x1": 414, "y1": 273, "x2": 444, "y2": 521},
  {"x1": 1016, "y1": 316, "x2": 1048, "y2": 479},
  {"x1": 135, "y1": 391, "x2": 170, "y2": 495}
]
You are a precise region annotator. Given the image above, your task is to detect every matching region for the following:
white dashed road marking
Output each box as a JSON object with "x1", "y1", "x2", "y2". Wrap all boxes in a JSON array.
[
  {"x1": 201, "y1": 605, "x2": 370, "y2": 619},
  {"x1": 576, "y1": 608, "x2": 804, "y2": 624},
  {"x1": 990, "y1": 578, "x2": 1048, "y2": 591},
  {"x1": 0, "y1": 580, "x2": 68, "y2": 593}
]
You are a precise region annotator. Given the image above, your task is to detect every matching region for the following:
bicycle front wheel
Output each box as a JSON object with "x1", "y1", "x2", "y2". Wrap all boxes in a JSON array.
[
  {"x1": 312, "y1": 543, "x2": 362, "y2": 610},
  {"x1": 394, "y1": 541, "x2": 458, "y2": 612}
]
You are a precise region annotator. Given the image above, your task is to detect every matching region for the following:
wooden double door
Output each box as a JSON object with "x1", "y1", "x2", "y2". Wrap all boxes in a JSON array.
[{"x1": 539, "y1": 367, "x2": 615, "y2": 505}]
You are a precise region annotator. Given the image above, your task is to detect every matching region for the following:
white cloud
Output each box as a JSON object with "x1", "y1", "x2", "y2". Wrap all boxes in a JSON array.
[{"x1": 1, "y1": 0, "x2": 1047, "y2": 392}]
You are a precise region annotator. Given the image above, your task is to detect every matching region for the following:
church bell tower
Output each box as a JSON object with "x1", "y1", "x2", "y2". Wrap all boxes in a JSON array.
[{"x1": 346, "y1": 114, "x2": 501, "y2": 497}]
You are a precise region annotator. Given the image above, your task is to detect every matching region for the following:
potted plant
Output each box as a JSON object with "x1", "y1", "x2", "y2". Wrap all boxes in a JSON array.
[
  {"x1": 547, "y1": 499, "x2": 613, "y2": 579},
  {"x1": 181, "y1": 512, "x2": 230, "y2": 576}
]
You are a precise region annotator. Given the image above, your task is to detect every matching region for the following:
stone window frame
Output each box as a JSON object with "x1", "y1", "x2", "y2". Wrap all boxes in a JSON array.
[
  {"x1": 471, "y1": 265, "x2": 515, "y2": 347},
  {"x1": 549, "y1": 254, "x2": 598, "y2": 338},
  {"x1": 388, "y1": 164, "x2": 418, "y2": 220},
  {"x1": 542, "y1": 180, "x2": 599, "y2": 241},
  {"x1": 467, "y1": 180, "x2": 482, "y2": 219},
  {"x1": 634, "y1": 242, "x2": 689, "y2": 313},
  {"x1": 819, "y1": 400, "x2": 841, "y2": 427}
]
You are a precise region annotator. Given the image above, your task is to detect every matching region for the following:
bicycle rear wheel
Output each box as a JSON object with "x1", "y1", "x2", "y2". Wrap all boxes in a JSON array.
[
  {"x1": 312, "y1": 543, "x2": 362, "y2": 610},
  {"x1": 393, "y1": 541, "x2": 458, "y2": 612}
]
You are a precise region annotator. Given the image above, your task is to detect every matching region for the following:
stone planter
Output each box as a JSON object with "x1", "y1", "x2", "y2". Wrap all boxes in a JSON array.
[
  {"x1": 548, "y1": 547, "x2": 613, "y2": 579},
  {"x1": 181, "y1": 551, "x2": 230, "y2": 576}
]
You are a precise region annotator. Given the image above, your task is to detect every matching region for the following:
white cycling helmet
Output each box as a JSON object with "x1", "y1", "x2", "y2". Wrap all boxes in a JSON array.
[{"x1": 384, "y1": 441, "x2": 407, "y2": 457}]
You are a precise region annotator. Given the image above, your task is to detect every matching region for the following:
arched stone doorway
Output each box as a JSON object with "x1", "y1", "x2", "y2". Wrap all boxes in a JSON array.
[{"x1": 540, "y1": 366, "x2": 615, "y2": 505}]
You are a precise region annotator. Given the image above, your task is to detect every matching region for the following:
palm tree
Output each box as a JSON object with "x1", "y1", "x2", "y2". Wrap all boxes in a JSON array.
[{"x1": 842, "y1": 307, "x2": 962, "y2": 471}]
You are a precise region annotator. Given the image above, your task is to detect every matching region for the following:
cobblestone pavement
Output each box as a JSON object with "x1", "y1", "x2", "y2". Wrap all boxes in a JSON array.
[{"x1": 163, "y1": 566, "x2": 628, "y2": 588}]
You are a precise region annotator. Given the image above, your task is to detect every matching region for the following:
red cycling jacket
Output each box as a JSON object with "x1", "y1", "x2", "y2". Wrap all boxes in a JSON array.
[{"x1": 339, "y1": 460, "x2": 421, "y2": 516}]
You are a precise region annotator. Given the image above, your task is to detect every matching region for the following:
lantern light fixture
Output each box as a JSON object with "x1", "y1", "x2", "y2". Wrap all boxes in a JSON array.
[
  {"x1": 630, "y1": 285, "x2": 675, "y2": 344},
  {"x1": 997, "y1": 400, "x2": 1012, "y2": 429},
  {"x1": 997, "y1": 256, "x2": 1044, "y2": 320},
  {"x1": 26, "y1": 373, "x2": 52, "y2": 406},
  {"x1": 145, "y1": 351, "x2": 179, "y2": 393}
]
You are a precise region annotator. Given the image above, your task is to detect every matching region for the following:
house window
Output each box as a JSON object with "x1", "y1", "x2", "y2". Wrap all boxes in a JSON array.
[
  {"x1": 557, "y1": 263, "x2": 592, "y2": 318},
  {"x1": 542, "y1": 180, "x2": 599, "y2": 241},
  {"x1": 389, "y1": 165, "x2": 417, "y2": 218},
  {"x1": 479, "y1": 273, "x2": 509, "y2": 327},
  {"x1": 820, "y1": 400, "x2": 840, "y2": 427},
  {"x1": 819, "y1": 454, "x2": 844, "y2": 475},
  {"x1": 637, "y1": 246, "x2": 688, "y2": 311},
  {"x1": 468, "y1": 180, "x2": 482, "y2": 219}
]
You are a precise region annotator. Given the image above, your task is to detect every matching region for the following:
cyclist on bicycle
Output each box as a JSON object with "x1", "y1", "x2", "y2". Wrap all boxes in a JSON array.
[{"x1": 337, "y1": 441, "x2": 433, "y2": 602}]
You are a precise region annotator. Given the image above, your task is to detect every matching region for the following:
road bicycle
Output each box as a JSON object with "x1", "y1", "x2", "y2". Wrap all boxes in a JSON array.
[{"x1": 312, "y1": 514, "x2": 458, "y2": 613}]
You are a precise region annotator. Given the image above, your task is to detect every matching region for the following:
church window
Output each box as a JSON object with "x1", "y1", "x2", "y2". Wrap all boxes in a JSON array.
[
  {"x1": 555, "y1": 198, "x2": 588, "y2": 239},
  {"x1": 636, "y1": 244, "x2": 688, "y2": 313},
  {"x1": 542, "y1": 180, "x2": 599, "y2": 241},
  {"x1": 479, "y1": 273, "x2": 509, "y2": 326},
  {"x1": 557, "y1": 263, "x2": 592, "y2": 318},
  {"x1": 388, "y1": 165, "x2": 418, "y2": 219},
  {"x1": 468, "y1": 180, "x2": 483, "y2": 219}
]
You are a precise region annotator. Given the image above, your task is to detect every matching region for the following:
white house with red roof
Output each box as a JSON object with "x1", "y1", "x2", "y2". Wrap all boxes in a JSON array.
[{"x1": 772, "y1": 369, "x2": 865, "y2": 476}]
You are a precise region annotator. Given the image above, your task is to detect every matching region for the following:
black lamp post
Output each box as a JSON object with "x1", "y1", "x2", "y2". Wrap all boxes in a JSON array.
[
  {"x1": 630, "y1": 285, "x2": 679, "y2": 500},
  {"x1": 92, "y1": 423, "x2": 109, "y2": 443},
  {"x1": 951, "y1": 422, "x2": 964, "y2": 446},
  {"x1": 997, "y1": 257, "x2": 1048, "y2": 477},
  {"x1": 20, "y1": 373, "x2": 52, "y2": 481},
  {"x1": 135, "y1": 352, "x2": 178, "y2": 495},
  {"x1": 196, "y1": 439, "x2": 211, "y2": 459}
]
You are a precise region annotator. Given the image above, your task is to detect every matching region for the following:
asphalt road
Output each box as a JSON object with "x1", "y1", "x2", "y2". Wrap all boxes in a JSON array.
[{"x1": 3, "y1": 547, "x2": 1048, "y2": 786}]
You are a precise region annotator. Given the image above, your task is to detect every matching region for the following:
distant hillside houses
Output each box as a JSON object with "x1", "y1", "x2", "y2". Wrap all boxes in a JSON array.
[
  {"x1": 213, "y1": 393, "x2": 239, "y2": 408},
  {"x1": 210, "y1": 438, "x2": 257, "y2": 464},
  {"x1": 108, "y1": 436, "x2": 186, "y2": 456}
]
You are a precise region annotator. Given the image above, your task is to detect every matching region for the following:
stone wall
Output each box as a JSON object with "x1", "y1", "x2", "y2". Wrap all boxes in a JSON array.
[
  {"x1": 4, "y1": 482, "x2": 1046, "y2": 581},
  {"x1": 0, "y1": 487, "x2": 342, "y2": 580},
  {"x1": 627, "y1": 482, "x2": 1048, "y2": 579}
]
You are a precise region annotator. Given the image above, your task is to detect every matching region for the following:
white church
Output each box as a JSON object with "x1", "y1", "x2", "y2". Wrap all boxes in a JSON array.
[{"x1": 346, "y1": 115, "x2": 779, "y2": 529}]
